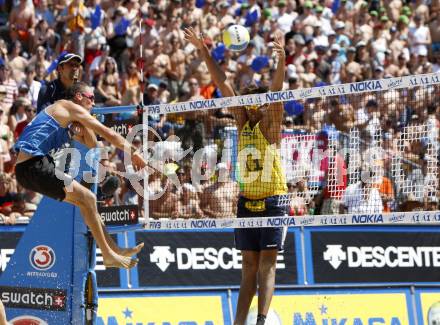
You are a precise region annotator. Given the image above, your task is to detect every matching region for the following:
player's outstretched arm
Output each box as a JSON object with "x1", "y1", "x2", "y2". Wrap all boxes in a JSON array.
[
  {"x1": 69, "y1": 122, "x2": 98, "y2": 149},
  {"x1": 67, "y1": 102, "x2": 146, "y2": 170},
  {"x1": 184, "y1": 27, "x2": 233, "y2": 96},
  {"x1": 270, "y1": 36, "x2": 286, "y2": 93},
  {"x1": 184, "y1": 27, "x2": 247, "y2": 127}
]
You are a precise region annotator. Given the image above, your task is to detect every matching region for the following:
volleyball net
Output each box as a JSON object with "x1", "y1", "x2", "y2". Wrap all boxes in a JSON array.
[{"x1": 99, "y1": 73, "x2": 440, "y2": 229}]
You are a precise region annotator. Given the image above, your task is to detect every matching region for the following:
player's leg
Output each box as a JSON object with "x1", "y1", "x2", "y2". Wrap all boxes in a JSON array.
[
  {"x1": 64, "y1": 180, "x2": 138, "y2": 269},
  {"x1": 101, "y1": 222, "x2": 144, "y2": 257},
  {"x1": 234, "y1": 250, "x2": 260, "y2": 325},
  {"x1": 257, "y1": 249, "x2": 278, "y2": 317},
  {"x1": 15, "y1": 155, "x2": 139, "y2": 269},
  {"x1": 0, "y1": 300, "x2": 7, "y2": 325}
]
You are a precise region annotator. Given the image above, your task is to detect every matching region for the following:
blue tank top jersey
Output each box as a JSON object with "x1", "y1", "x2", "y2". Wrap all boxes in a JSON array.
[{"x1": 14, "y1": 109, "x2": 71, "y2": 156}]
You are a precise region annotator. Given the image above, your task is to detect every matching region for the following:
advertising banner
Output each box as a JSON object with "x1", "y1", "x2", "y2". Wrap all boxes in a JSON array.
[
  {"x1": 135, "y1": 230, "x2": 298, "y2": 287},
  {"x1": 98, "y1": 205, "x2": 139, "y2": 227},
  {"x1": 96, "y1": 293, "x2": 229, "y2": 325},
  {"x1": 0, "y1": 230, "x2": 22, "y2": 276},
  {"x1": 416, "y1": 290, "x2": 440, "y2": 324},
  {"x1": 233, "y1": 290, "x2": 413, "y2": 324},
  {"x1": 101, "y1": 113, "x2": 138, "y2": 138},
  {"x1": 308, "y1": 229, "x2": 440, "y2": 283},
  {"x1": 0, "y1": 229, "x2": 120, "y2": 288}
]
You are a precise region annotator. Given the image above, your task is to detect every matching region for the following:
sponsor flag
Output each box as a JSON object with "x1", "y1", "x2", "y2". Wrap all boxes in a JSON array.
[
  {"x1": 245, "y1": 9, "x2": 259, "y2": 26},
  {"x1": 91, "y1": 5, "x2": 102, "y2": 30},
  {"x1": 114, "y1": 17, "x2": 130, "y2": 36},
  {"x1": 195, "y1": 0, "x2": 205, "y2": 8},
  {"x1": 332, "y1": 0, "x2": 341, "y2": 13},
  {"x1": 250, "y1": 56, "x2": 269, "y2": 73},
  {"x1": 212, "y1": 43, "x2": 226, "y2": 62}
]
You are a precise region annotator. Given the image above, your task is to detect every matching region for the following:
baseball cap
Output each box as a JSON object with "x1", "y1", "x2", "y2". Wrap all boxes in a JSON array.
[
  {"x1": 315, "y1": 45, "x2": 327, "y2": 52},
  {"x1": 331, "y1": 43, "x2": 340, "y2": 52},
  {"x1": 58, "y1": 53, "x2": 82, "y2": 66},
  {"x1": 356, "y1": 41, "x2": 367, "y2": 48},
  {"x1": 347, "y1": 46, "x2": 356, "y2": 53},
  {"x1": 263, "y1": 8, "x2": 272, "y2": 18},
  {"x1": 304, "y1": 0, "x2": 313, "y2": 9},
  {"x1": 335, "y1": 21, "x2": 345, "y2": 29},
  {"x1": 315, "y1": 5, "x2": 324, "y2": 13},
  {"x1": 399, "y1": 15, "x2": 409, "y2": 25},
  {"x1": 401, "y1": 6, "x2": 411, "y2": 16},
  {"x1": 287, "y1": 64, "x2": 297, "y2": 78},
  {"x1": 216, "y1": 162, "x2": 229, "y2": 170},
  {"x1": 18, "y1": 84, "x2": 29, "y2": 93},
  {"x1": 147, "y1": 83, "x2": 159, "y2": 90},
  {"x1": 293, "y1": 34, "x2": 305, "y2": 45},
  {"x1": 218, "y1": 1, "x2": 229, "y2": 9},
  {"x1": 144, "y1": 18, "x2": 156, "y2": 27}
]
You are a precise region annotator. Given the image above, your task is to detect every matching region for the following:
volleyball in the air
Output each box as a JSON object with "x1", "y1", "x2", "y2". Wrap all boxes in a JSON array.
[{"x1": 223, "y1": 24, "x2": 250, "y2": 52}]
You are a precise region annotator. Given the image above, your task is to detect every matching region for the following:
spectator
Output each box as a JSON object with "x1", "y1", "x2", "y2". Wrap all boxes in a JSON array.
[
  {"x1": 176, "y1": 183, "x2": 204, "y2": 218},
  {"x1": 201, "y1": 162, "x2": 239, "y2": 218},
  {"x1": 176, "y1": 77, "x2": 206, "y2": 152},
  {"x1": 61, "y1": 0, "x2": 89, "y2": 58},
  {"x1": 9, "y1": 0, "x2": 36, "y2": 52},
  {"x1": 21, "y1": 66, "x2": 41, "y2": 107},
  {"x1": 150, "y1": 178, "x2": 179, "y2": 219},
  {"x1": 37, "y1": 52, "x2": 82, "y2": 113},
  {"x1": 288, "y1": 181, "x2": 307, "y2": 216},
  {"x1": 121, "y1": 61, "x2": 140, "y2": 99},
  {"x1": 0, "y1": 173, "x2": 17, "y2": 216},
  {"x1": 8, "y1": 97, "x2": 30, "y2": 134},
  {"x1": 117, "y1": 179, "x2": 138, "y2": 205},
  {"x1": 96, "y1": 56, "x2": 121, "y2": 106},
  {"x1": 341, "y1": 168, "x2": 384, "y2": 214},
  {"x1": 14, "y1": 102, "x2": 35, "y2": 139},
  {"x1": 0, "y1": 62, "x2": 18, "y2": 112}
]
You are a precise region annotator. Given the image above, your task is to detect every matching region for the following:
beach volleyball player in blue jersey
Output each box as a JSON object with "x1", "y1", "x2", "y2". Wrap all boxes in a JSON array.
[{"x1": 14, "y1": 82, "x2": 145, "y2": 269}]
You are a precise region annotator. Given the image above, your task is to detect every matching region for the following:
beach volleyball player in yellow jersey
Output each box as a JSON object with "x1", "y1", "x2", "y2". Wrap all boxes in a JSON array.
[{"x1": 184, "y1": 28, "x2": 287, "y2": 325}]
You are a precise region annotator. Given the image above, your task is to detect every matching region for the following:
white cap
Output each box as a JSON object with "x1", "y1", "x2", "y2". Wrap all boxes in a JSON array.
[
  {"x1": 216, "y1": 162, "x2": 228, "y2": 170},
  {"x1": 183, "y1": 183, "x2": 196, "y2": 192},
  {"x1": 335, "y1": 21, "x2": 345, "y2": 29},
  {"x1": 287, "y1": 64, "x2": 297, "y2": 78},
  {"x1": 330, "y1": 43, "x2": 340, "y2": 52}
]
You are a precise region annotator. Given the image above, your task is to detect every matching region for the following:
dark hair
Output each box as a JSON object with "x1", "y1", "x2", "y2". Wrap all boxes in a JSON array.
[
  {"x1": 66, "y1": 82, "x2": 90, "y2": 100},
  {"x1": 240, "y1": 84, "x2": 269, "y2": 95}
]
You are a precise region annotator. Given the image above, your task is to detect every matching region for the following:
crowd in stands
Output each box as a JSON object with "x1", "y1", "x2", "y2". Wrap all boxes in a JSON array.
[{"x1": 0, "y1": 0, "x2": 439, "y2": 224}]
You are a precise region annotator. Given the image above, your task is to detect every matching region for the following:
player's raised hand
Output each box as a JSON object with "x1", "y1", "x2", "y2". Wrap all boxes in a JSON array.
[
  {"x1": 272, "y1": 35, "x2": 285, "y2": 61},
  {"x1": 183, "y1": 27, "x2": 205, "y2": 50}
]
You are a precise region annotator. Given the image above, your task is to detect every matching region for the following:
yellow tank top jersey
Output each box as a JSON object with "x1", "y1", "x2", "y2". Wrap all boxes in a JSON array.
[{"x1": 238, "y1": 121, "x2": 287, "y2": 200}]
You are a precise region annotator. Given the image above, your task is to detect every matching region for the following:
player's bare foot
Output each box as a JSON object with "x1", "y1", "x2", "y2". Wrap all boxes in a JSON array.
[
  {"x1": 103, "y1": 253, "x2": 138, "y2": 269},
  {"x1": 117, "y1": 242, "x2": 144, "y2": 257}
]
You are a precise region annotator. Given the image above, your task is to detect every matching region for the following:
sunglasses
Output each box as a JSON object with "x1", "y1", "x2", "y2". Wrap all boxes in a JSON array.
[
  {"x1": 82, "y1": 93, "x2": 95, "y2": 101},
  {"x1": 26, "y1": 108, "x2": 36, "y2": 113}
]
